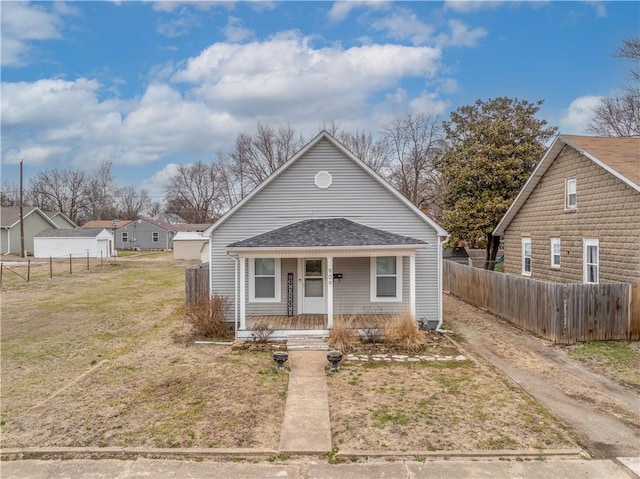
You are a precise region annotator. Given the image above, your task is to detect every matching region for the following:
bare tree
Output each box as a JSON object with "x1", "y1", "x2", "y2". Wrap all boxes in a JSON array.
[
  {"x1": 383, "y1": 113, "x2": 444, "y2": 218},
  {"x1": 27, "y1": 168, "x2": 91, "y2": 224},
  {"x1": 145, "y1": 200, "x2": 163, "y2": 217},
  {"x1": 85, "y1": 161, "x2": 116, "y2": 220},
  {"x1": 589, "y1": 37, "x2": 640, "y2": 137},
  {"x1": 1, "y1": 181, "x2": 20, "y2": 207},
  {"x1": 229, "y1": 122, "x2": 306, "y2": 194},
  {"x1": 165, "y1": 160, "x2": 223, "y2": 223},
  {"x1": 115, "y1": 186, "x2": 150, "y2": 220},
  {"x1": 337, "y1": 130, "x2": 391, "y2": 174}
]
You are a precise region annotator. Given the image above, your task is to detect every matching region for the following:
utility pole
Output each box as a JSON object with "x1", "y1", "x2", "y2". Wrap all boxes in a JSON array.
[{"x1": 19, "y1": 159, "x2": 25, "y2": 258}]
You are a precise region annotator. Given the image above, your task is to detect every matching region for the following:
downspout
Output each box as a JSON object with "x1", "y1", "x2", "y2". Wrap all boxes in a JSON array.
[
  {"x1": 227, "y1": 252, "x2": 239, "y2": 340},
  {"x1": 436, "y1": 234, "x2": 451, "y2": 334}
]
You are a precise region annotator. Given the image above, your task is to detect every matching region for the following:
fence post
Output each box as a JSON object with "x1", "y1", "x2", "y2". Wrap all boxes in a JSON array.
[
  {"x1": 100, "y1": 251, "x2": 103, "y2": 267},
  {"x1": 27, "y1": 259, "x2": 31, "y2": 282},
  {"x1": 86, "y1": 251, "x2": 90, "y2": 270},
  {"x1": 50, "y1": 257, "x2": 53, "y2": 279},
  {"x1": 69, "y1": 254, "x2": 72, "y2": 275},
  {"x1": 1, "y1": 263, "x2": 3, "y2": 286}
]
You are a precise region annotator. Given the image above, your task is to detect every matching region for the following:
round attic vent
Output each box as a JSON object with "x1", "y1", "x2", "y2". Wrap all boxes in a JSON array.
[{"x1": 315, "y1": 171, "x2": 332, "y2": 189}]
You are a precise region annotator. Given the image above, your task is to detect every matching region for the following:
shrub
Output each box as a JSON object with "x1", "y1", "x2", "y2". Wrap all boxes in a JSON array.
[
  {"x1": 248, "y1": 318, "x2": 274, "y2": 343},
  {"x1": 329, "y1": 316, "x2": 359, "y2": 352},
  {"x1": 384, "y1": 313, "x2": 426, "y2": 351},
  {"x1": 183, "y1": 293, "x2": 233, "y2": 340}
]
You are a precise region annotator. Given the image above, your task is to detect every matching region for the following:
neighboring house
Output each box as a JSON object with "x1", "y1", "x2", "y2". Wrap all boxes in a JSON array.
[
  {"x1": 45, "y1": 211, "x2": 77, "y2": 229},
  {"x1": 173, "y1": 231, "x2": 209, "y2": 260},
  {"x1": 443, "y1": 245, "x2": 470, "y2": 266},
  {"x1": 205, "y1": 131, "x2": 448, "y2": 339},
  {"x1": 173, "y1": 223, "x2": 213, "y2": 233},
  {"x1": 115, "y1": 218, "x2": 178, "y2": 250},
  {"x1": 34, "y1": 228, "x2": 113, "y2": 259},
  {"x1": 494, "y1": 134, "x2": 640, "y2": 284},
  {"x1": 152, "y1": 212, "x2": 187, "y2": 224},
  {"x1": 1, "y1": 206, "x2": 59, "y2": 255}
]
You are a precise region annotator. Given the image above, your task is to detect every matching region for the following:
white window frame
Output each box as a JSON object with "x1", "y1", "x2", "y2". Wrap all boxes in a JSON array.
[
  {"x1": 249, "y1": 258, "x2": 281, "y2": 303},
  {"x1": 152, "y1": 232, "x2": 159, "y2": 243},
  {"x1": 583, "y1": 238, "x2": 599, "y2": 284},
  {"x1": 521, "y1": 237, "x2": 532, "y2": 276},
  {"x1": 121, "y1": 231, "x2": 128, "y2": 243},
  {"x1": 370, "y1": 256, "x2": 403, "y2": 302},
  {"x1": 565, "y1": 178, "x2": 577, "y2": 210},
  {"x1": 550, "y1": 238, "x2": 561, "y2": 269}
]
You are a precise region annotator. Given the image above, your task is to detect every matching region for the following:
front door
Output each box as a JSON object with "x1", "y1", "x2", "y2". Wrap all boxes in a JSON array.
[{"x1": 301, "y1": 258, "x2": 325, "y2": 314}]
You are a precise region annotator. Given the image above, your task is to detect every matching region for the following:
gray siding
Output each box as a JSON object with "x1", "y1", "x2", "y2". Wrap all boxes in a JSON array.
[
  {"x1": 116, "y1": 221, "x2": 175, "y2": 250},
  {"x1": 211, "y1": 138, "x2": 440, "y2": 322}
]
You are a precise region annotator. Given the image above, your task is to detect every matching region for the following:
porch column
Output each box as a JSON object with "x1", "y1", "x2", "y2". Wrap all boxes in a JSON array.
[
  {"x1": 409, "y1": 253, "x2": 416, "y2": 318},
  {"x1": 239, "y1": 256, "x2": 246, "y2": 330},
  {"x1": 327, "y1": 256, "x2": 334, "y2": 328}
]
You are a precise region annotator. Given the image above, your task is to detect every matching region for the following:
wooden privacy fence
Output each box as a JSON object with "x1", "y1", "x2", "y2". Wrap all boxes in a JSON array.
[
  {"x1": 443, "y1": 260, "x2": 639, "y2": 343},
  {"x1": 185, "y1": 263, "x2": 210, "y2": 306}
]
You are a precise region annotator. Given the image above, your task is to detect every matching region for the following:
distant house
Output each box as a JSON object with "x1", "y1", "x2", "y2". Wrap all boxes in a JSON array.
[
  {"x1": 442, "y1": 245, "x2": 470, "y2": 266},
  {"x1": 173, "y1": 223, "x2": 213, "y2": 233},
  {"x1": 173, "y1": 231, "x2": 209, "y2": 261},
  {"x1": 0, "y1": 206, "x2": 59, "y2": 255},
  {"x1": 152, "y1": 212, "x2": 187, "y2": 224},
  {"x1": 34, "y1": 228, "x2": 113, "y2": 259},
  {"x1": 205, "y1": 131, "x2": 448, "y2": 339},
  {"x1": 115, "y1": 218, "x2": 178, "y2": 250},
  {"x1": 493, "y1": 135, "x2": 640, "y2": 284},
  {"x1": 82, "y1": 219, "x2": 132, "y2": 230},
  {"x1": 45, "y1": 211, "x2": 77, "y2": 229}
]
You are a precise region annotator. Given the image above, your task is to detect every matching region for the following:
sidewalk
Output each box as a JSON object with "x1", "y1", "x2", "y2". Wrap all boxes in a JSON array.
[
  {"x1": 1, "y1": 457, "x2": 638, "y2": 479},
  {"x1": 279, "y1": 350, "x2": 332, "y2": 454}
]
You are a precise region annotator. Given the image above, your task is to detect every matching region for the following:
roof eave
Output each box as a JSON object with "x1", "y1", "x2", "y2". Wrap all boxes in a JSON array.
[{"x1": 226, "y1": 243, "x2": 427, "y2": 254}]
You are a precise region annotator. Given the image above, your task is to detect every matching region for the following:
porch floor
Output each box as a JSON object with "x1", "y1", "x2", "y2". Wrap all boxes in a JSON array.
[{"x1": 246, "y1": 314, "x2": 398, "y2": 331}]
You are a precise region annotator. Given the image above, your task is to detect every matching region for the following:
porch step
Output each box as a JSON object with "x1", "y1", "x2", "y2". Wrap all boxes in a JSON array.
[{"x1": 286, "y1": 337, "x2": 330, "y2": 351}]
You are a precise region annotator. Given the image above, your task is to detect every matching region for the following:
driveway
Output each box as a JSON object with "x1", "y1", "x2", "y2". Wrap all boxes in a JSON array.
[{"x1": 443, "y1": 293, "x2": 640, "y2": 459}]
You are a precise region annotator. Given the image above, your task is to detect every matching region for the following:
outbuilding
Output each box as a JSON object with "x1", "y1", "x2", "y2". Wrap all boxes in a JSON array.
[{"x1": 33, "y1": 228, "x2": 114, "y2": 259}]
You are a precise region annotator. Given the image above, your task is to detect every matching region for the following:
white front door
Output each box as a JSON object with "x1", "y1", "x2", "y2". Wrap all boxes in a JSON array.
[{"x1": 300, "y1": 258, "x2": 325, "y2": 314}]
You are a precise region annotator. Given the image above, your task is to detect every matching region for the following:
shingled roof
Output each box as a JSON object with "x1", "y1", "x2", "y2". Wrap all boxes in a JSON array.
[
  {"x1": 228, "y1": 218, "x2": 426, "y2": 249},
  {"x1": 35, "y1": 228, "x2": 109, "y2": 238}
]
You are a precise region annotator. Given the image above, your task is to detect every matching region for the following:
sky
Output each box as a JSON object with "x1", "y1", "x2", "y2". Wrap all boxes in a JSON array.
[{"x1": 1, "y1": 0, "x2": 638, "y2": 199}]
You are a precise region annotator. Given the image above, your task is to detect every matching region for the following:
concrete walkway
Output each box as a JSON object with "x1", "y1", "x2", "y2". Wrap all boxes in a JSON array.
[{"x1": 279, "y1": 350, "x2": 332, "y2": 454}]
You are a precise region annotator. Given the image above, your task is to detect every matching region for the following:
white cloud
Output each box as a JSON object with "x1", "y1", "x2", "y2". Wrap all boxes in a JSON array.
[
  {"x1": 142, "y1": 163, "x2": 182, "y2": 198},
  {"x1": 443, "y1": 1, "x2": 504, "y2": 13},
  {"x1": 327, "y1": 1, "x2": 390, "y2": 23},
  {"x1": 439, "y1": 20, "x2": 486, "y2": 47},
  {"x1": 222, "y1": 16, "x2": 254, "y2": 42},
  {"x1": 151, "y1": 1, "x2": 233, "y2": 13},
  {"x1": 559, "y1": 96, "x2": 601, "y2": 134},
  {"x1": 587, "y1": 1, "x2": 607, "y2": 17},
  {"x1": 0, "y1": 2, "x2": 71, "y2": 66},
  {"x1": 372, "y1": 9, "x2": 433, "y2": 45}
]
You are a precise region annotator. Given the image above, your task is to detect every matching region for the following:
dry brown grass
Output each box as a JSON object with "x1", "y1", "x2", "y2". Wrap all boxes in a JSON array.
[
  {"x1": 183, "y1": 293, "x2": 233, "y2": 340},
  {"x1": 383, "y1": 313, "x2": 426, "y2": 351},
  {"x1": 328, "y1": 316, "x2": 359, "y2": 352}
]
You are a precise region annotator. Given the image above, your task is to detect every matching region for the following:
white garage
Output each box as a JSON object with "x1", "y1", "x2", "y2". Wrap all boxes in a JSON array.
[
  {"x1": 33, "y1": 228, "x2": 114, "y2": 259},
  {"x1": 173, "y1": 231, "x2": 209, "y2": 261}
]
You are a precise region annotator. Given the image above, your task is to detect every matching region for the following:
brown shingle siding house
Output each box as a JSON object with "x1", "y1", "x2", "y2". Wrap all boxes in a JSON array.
[{"x1": 494, "y1": 135, "x2": 640, "y2": 284}]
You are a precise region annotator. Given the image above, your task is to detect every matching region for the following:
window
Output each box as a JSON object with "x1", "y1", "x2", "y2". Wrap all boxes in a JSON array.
[
  {"x1": 371, "y1": 256, "x2": 402, "y2": 302},
  {"x1": 249, "y1": 258, "x2": 281, "y2": 302},
  {"x1": 583, "y1": 238, "x2": 599, "y2": 284},
  {"x1": 566, "y1": 178, "x2": 577, "y2": 210},
  {"x1": 550, "y1": 238, "x2": 561, "y2": 269},
  {"x1": 522, "y1": 237, "x2": 532, "y2": 276},
  {"x1": 121, "y1": 231, "x2": 128, "y2": 243},
  {"x1": 152, "y1": 232, "x2": 159, "y2": 243}
]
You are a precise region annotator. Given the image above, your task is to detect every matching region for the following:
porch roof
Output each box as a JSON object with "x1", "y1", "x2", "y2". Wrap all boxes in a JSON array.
[{"x1": 227, "y1": 218, "x2": 426, "y2": 251}]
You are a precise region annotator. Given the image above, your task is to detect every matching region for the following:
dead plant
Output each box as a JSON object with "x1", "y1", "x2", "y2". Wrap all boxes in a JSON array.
[
  {"x1": 384, "y1": 313, "x2": 426, "y2": 351},
  {"x1": 183, "y1": 293, "x2": 233, "y2": 340},
  {"x1": 248, "y1": 318, "x2": 274, "y2": 343},
  {"x1": 329, "y1": 316, "x2": 359, "y2": 352}
]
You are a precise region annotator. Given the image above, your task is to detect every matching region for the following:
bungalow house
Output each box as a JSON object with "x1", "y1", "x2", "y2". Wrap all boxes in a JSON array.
[
  {"x1": 114, "y1": 218, "x2": 178, "y2": 250},
  {"x1": 44, "y1": 211, "x2": 77, "y2": 229},
  {"x1": 205, "y1": 131, "x2": 448, "y2": 339},
  {"x1": 34, "y1": 228, "x2": 113, "y2": 259},
  {"x1": 0, "y1": 206, "x2": 59, "y2": 256},
  {"x1": 493, "y1": 135, "x2": 640, "y2": 284}
]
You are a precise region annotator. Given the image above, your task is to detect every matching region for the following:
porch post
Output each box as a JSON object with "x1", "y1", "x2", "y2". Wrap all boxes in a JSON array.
[
  {"x1": 239, "y1": 256, "x2": 246, "y2": 330},
  {"x1": 327, "y1": 256, "x2": 334, "y2": 329},
  {"x1": 409, "y1": 253, "x2": 416, "y2": 318}
]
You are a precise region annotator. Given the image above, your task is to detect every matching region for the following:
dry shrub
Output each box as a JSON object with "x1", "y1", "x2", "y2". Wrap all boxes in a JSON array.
[
  {"x1": 184, "y1": 293, "x2": 233, "y2": 340},
  {"x1": 384, "y1": 313, "x2": 426, "y2": 351},
  {"x1": 248, "y1": 318, "x2": 274, "y2": 342},
  {"x1": 329, "y1": 316, "x2": 359, "y2": 352}
]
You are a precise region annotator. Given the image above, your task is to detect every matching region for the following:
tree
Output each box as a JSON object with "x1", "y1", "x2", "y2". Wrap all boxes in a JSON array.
[
  {"x1": 229, "y1": 122, "x2": 306, "y2": 196},
  {"x1": 165, "y1": 160, "x2": 223, "y2": 223},
  {"x1": 336, "y1": 130, "x2": 391, "y2": 175},
  {"x1": 115, "y1": 185, "x2": 150, "y2": 220},
  {"x1": 384, "y1": 113, "x2": 444, "y2": 219},
  {"x1": 27, "y1": 168, "x2": 91, "y2": 224},
  {"x1": 437, "y1": 97, "x2": 557, "y2": 269},
  {"x1": 85, "y1": 161, "x2": 116, "y2": 220},
  {"x1": 1, "y1": 181, "x2": 20, "y2": 207},
  {"x1": 588, "y1": 37, "x2": 640, "y2": 137}
]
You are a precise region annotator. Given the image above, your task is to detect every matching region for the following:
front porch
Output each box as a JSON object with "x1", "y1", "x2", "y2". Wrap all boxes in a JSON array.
[{"x1": 239, "y1": 313, "x2": 399, "y2": 340}]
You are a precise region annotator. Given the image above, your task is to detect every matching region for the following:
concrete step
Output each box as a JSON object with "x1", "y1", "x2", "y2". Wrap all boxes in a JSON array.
[{"x1": 286, "y1": 337, "x2": 330, "y2": 351}]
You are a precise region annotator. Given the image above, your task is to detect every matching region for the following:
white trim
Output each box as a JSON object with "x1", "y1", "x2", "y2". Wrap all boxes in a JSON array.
[
  {"x1": 550, "y1": 237, "x2": 561, "y2": 269},
  {"x1": 249, "y1": 258, "x2": 282, "y2": 303},
  {"x1": 409, "y1": 253, "x2": 416, "y2": 317},
  {"x1": 205, "y1": 131, "x2": 447, "y2": 238},
  {"x1": 583, "y1": 238, "x2": 599, "y2": 284},
  {"x1": 327, "y1": 256, "x2": 334, "y2": 328},
  {"x1": 228, "y1": 244, "x2": 424, "y2": 258},
  {"x1": 370, "y1": 256, "x2": 403, "y2": 302},
  {"x1": 239, "y1": 257, "x2": 246, "y2": 330},
  {"x1": 521, "y1": 237, "x2": 532, "y2": 277}
]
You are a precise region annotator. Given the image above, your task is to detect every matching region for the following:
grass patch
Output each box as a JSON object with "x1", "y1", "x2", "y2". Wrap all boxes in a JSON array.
[{"x1": 567, "y1": 341, "x2": 640, "y2": 387}]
